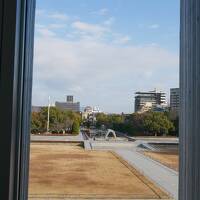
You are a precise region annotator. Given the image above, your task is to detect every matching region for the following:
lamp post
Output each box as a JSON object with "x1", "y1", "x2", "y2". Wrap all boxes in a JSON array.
[{"x1": 47, "y1": 96, "x2": 50, "y2": 133}]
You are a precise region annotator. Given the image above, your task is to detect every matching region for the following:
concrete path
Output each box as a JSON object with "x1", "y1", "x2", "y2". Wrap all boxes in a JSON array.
[
  {"x1": 31, "y1": 133, "x2": 84, "y2": 142},
  {"x1": 115, "y1": 149, "x2": 178, "y2": 200}
]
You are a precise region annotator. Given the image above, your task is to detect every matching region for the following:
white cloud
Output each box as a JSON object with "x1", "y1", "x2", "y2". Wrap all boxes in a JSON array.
[
  {"x1": 114, "y1": 36, "x2": 131, "y2": 44},
  {"x1": 35, "y1": 23, "x2": 45, "y2": 29},
  {"x1": 33, "y1": 35, "x2": 178, "y2": 113},
  {"x1": 48, "y1": 13, "x2": 69, "y2": 21},
  {"x1": 139, "y1": 24, "x2": 160, "y2": 30},
  {"x1": 149, "y1": 24, "x2": 160, "y2": 29},
  {"x1": 72, "y1": 21, "x2": 109, "y2": 34},
  {"x1": 35, "y1": 9, "x2": 46, "y2": 16},
  {"x1": 91, "y1": 8, "x2": 109, "y2": 16},
  {"x1": 48, "y1": 23, "x2": 66, "y2": 29},
  {"x1": 35, "y1": 9, "x2": 69, "y2": 22},
  {"x1": 37, "y1": 28, "x2": 56, "y2": 37},
  {"x1": 104, "y1": 17, "x2": 115, "y2": 26},
  {"x1": 33, "y1": 10, "x2": 178, "y2": 112}
]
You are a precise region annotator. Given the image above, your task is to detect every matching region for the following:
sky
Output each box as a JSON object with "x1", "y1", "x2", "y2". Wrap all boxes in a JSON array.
[{"x1": 32, "y1": 0, "x2": 180, "y2": 113}]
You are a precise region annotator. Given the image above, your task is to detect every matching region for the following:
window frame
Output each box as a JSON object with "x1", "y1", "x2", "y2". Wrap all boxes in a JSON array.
[
  {"x1": 0, "y1": 0, "x2": 199, "y2": 200},
  {"x1": 0, "y1": 0, "x2": 35, "y2": 199}
]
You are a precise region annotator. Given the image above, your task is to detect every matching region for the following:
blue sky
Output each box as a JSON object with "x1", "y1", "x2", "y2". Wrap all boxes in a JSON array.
[{"x1": 32, "y1": 0, "x2": 180, "y2": 113}]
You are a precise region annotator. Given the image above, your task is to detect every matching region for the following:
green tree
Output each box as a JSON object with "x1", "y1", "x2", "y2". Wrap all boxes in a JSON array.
[
  {"x1": 164, "y1": 110, "x2": 179, "y2": 136},
  {"x1": 96, "y1": 111, "x2": 176, "y2": 137},
  {"x1": 96, "y1": 113, "x2": 109, "y2": 128},
  {"x1": 95, "y1": 113, "x2": 124, "y2": 129},
  {"x1": 31, "y1": 112, "x2": 43, "y2": 133},
  {"x1": 143, "y1": 112, "x2": 175, "y2": 136},
  {"x1": 30, "y1": 107, "x2": 82, "y2": 134},
  {"x1": 72, "y1": 120, "x2": 80, "y2": 135}
]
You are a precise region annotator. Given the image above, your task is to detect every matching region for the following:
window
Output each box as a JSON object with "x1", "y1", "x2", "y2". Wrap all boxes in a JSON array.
[
  {"x1": 0, "y1": 0, "x2": 199, "y2": 200},
  {"x1": 30, "y1": 1, "x2": 179, "y2": 199}
]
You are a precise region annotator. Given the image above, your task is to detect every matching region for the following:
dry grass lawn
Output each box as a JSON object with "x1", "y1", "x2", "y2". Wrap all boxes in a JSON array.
[
  {"x1": 29, "y1": 143, "x2": 171, "y2": 199},
  {"x1": 143, "y1": 151, "x2": 179, "y2": 171}
]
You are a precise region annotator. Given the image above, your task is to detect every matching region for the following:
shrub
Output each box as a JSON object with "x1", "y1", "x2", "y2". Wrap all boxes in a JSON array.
[{"x1": 72, "y1": 120, "x2": 80, "y2": 135}]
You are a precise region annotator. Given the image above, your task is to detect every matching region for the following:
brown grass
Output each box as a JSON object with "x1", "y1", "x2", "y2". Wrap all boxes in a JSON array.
[
  {"x1": 142, "y1": 151, "x2": 179, "y2": 171},
  {"x1": 29, "y1": 143, "x2": 171, "y2": 199}
]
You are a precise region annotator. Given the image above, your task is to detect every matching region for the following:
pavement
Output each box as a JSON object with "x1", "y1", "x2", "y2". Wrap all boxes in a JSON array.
[
  {"x1": 131, "y1": 137, "x2": 179, "y2": 142},
  {"x1": 115, "y1": 149, "x2": 178, "y2": 200},
  {"x1": 31, "y1": 132, "x2": 178, "y2": 199},
  {"x1": 83, "y1": 131, "x2": 178, "y2": 199},
  {"x1": 31, "y1": 133, "x2": 84, "y2": 142}
]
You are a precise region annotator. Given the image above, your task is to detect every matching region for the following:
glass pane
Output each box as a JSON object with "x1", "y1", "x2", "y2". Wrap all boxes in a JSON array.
[{"x1": 29, "y1": 1, "x2": 179, "y2": 199}]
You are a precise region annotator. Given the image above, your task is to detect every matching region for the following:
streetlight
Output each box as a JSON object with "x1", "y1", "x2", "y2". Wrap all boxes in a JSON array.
[{"x1": 47, "y1": 96, "x2": 50, "y2": 133}]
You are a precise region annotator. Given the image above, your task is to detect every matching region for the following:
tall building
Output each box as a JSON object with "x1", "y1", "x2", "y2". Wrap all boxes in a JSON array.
[
  {"x1": 66, "y1": 95, "x2": 73, "y2": 103},
  {"x1": 170, "y1": 88, "x2": 180, "y2": 113},
  {"x1": 55, "y1": 95, "x2": 80, "y2": 112},
  {"x1": 32, "y1": 106, "x2": 44, "y2": 112},
  {"x1": 135, "y1": 89, "x2": 167, "y2": 113}
]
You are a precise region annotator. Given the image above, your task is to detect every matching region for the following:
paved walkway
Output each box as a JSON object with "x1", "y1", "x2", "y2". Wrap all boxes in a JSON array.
[
  {"x1": 31, "y1": 133, "x2": 84, "y2": 142},
  {"x1": 115, "y1": 149, "x2": 178, "y2": 200}
]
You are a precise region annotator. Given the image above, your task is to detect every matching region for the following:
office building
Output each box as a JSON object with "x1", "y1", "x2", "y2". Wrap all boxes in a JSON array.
[
  {"x1": 66, "y1": 95, "x2": 73, "y2": 103},
  {"x1": 170, "y1": 88, "x2": 180, "y2": 113},
  {"x1": 32, "y1": 106, "x2": 44, "y2": 112},
  {"x1": 135, "y1": 89, "x2": 167, "y2": 113},
  {"x1": 55, "y1": 95, "x2": 80, "y2": 112}
]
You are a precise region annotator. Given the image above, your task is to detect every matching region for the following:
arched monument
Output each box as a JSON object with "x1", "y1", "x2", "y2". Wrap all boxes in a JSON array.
[{"x1": 105, "y1": 129, "x2": 117, "y2": 140}]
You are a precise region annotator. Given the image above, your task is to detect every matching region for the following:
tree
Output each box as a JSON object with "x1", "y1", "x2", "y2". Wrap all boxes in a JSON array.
[
  {"x1": 143, "y1": 112, "x2": 175, "y2": 136},
  {"x1": 96, "y1": 113, "x2": 109, "y2": 128},
  {"x1": 95, "y1": 113, "x2": 124, "y2": 129},
  {"x1": 31, "y1": 112, "x2": 43, "y2": 133},
  {"x1": 89, "y1": 111, "x2": 176, "y2": 137},
  {"x1": 128, "y1": 113, "x2": 146, "y2": 134},
  {"x1": 72, "y1": 120, "x2": 80, "y2": 135},
  {"x1": 164, "y1": 110, "x2": 179, "y2": 136},
  {"x1": 30, "y1": 107, "x2": 82, "y2": 134}
]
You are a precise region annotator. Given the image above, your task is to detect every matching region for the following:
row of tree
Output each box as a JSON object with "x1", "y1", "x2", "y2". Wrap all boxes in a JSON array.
[
  {"x1": 31, "y1": 107, "x2": 81, "y2": 134},
  {"x1": 31, "y1": 107, "x2": 179, "y2": 136},
  {"x1": 95, "y1": 111, "x2": 178, "y2": 136}
]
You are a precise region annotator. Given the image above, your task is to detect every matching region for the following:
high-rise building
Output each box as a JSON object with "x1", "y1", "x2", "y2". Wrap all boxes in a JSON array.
[
  {"x1": 135, "y1": 89, "x2": 167, "y2": 113},
  {"x1": 55, "y1": 95, "x2": 80, "y2": 112},
  {"x1": 32, "y1": 106, "x2": 44, "y2": 112},
  {"x1": 66, "y1": 95, "x2": 73, "y2": 103},
  {"x1": 170, "y1": 88, "x2": 180, "y2": 113}
]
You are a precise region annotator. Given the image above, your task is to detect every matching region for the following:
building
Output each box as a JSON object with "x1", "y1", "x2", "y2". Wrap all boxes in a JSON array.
[
  {"x1": 66, "y1": 95, "x2": 73, "y2": 103},
  {"x1": 32, "y1": 106, "x2": 44, "y2": 112},
  {"x1": 55, "y1": 95, "x2": 80, "y2": 112},
  {"x1": 82, "y1": 106, "x2": 93, "y2": 120},
  {"x1": 135, "y1": 89, "x2": 167, "y2": 113},
  {"x1": 152, "y1": 104, "x2": 169, "y2": 112},
  {"x1": 82, "y1": 106, "x2": 102, "y2": 120},
  {"x1": 82, "y1": 106, "x2": 102, "y2": 127},
  {"x1": 170, "y1": 88, "x2": 180, "y2": 113},
  {"x1": 1, "y1": 2, "x2": 200, "y2": 199}
]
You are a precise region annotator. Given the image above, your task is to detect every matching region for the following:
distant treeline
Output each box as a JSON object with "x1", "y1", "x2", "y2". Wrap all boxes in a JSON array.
[
  {"x1": 31, "y1": 107, "x2": 81, "y2": 135},
  {"x1": 95, "y1": 111, "x2": 178, "y2": 136},
  {"x1": 31, "y1": 107, "x2": 179, "y2": 136}
]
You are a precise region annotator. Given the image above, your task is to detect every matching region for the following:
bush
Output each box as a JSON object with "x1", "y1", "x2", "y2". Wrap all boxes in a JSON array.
[{"x1": 72, "y1": 120, "x2": 80, "y2": 135}]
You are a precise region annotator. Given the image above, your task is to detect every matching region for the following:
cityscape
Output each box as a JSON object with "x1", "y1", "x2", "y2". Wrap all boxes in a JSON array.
[
  {"x1": 3, "y1": 0, "x2": 200, "y2": 199},
  {"x1": 32, "y1": 87, "x2": 179, "y2": 136},
  {"x1": 29, "y1": 0, "x2": 179, "y2": 200},
  {"x1": 30, "y1": 88, "x2": 179, "y2": 199},
  {"x1": 33, "y1": 88, "x2": 180, "y2": 114}
]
